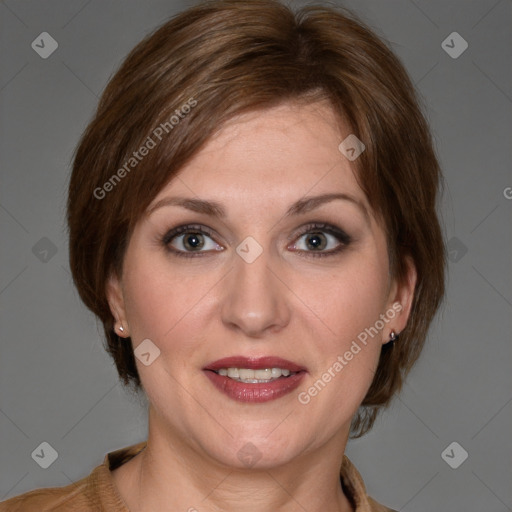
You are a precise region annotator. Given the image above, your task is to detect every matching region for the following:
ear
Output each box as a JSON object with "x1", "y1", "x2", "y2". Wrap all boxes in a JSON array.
[
  {"x1": 384, "y1": 255, "x2": 417, "y2": 342},
  {"x1": 105, "y1": 273, "x2": 130, "y2": 337}
]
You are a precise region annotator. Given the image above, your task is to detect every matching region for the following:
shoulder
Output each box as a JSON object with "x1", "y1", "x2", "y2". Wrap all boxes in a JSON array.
[
  {"x1": 0, "y1": 442, "x2": 146, "y2": 512},
  {"x1": 368, "y1": 495, "x2": 398, "y2": 512},
  {"x1": 340, "y1": 455, "x2": 398, "y2": 512},
  {"x1": 0, "y1": 476, "x2": 94, "y2": 511}
]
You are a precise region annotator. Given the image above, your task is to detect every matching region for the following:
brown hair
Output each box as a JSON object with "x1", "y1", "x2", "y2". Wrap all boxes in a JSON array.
[{"x1": 67, "y1": 0, "x2": 445, "y2": 436}]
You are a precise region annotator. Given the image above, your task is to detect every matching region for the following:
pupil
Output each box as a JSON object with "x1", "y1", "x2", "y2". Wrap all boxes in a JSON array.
[
  {"x1": 185, "y1": 233, "x2": 204, "y2": 250},
  {"x1": 307, "y1": 233, "x2": 325, "y2": 250}
]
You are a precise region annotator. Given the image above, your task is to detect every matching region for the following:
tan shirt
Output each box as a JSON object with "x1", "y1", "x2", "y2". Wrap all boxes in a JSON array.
[{"x1": 0, "y1": 441, "x2": 396, "y2": 511}]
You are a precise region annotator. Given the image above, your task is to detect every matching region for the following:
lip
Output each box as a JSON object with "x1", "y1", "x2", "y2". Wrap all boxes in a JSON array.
[
  {"x1": 203, "y1": 356, "x2": 307, "y2": 403},
  {"x1": 204, "y1": 356, "x2": 306, "y2": 372}
]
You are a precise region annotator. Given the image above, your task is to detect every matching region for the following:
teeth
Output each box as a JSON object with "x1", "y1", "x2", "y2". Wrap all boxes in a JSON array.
[{"x1": 216, "y1": 367, "x2": 295, "y2": 383}]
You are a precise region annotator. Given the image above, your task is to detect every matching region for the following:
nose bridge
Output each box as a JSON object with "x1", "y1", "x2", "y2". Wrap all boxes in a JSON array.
[{"x1": 220, "y1": 237, "x2": 290, "y2": 336}]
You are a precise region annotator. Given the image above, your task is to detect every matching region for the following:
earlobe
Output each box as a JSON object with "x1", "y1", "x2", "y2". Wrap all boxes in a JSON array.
[
  {"x1": 384, "y1": 256, "x2": 417, "y2": 345},
  {"x1": 391, "y1": 256, "x2": 417, "y2": 335},
  {"x1": 105, "y1": 273, "x2": 130, "y2": 337}
]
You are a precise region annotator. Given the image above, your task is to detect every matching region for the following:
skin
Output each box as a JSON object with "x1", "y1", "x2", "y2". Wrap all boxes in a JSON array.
[{"x1": 107, "y1": 100, "x2": 416, "y2": 512}]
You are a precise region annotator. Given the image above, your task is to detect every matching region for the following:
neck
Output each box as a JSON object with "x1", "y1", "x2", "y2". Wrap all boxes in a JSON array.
[{"x1": 114, "y1": 408, "x2": 355, "y2": 512}]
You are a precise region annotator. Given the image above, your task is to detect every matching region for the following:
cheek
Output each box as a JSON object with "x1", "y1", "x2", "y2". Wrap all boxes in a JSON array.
[
  {"x1": 121, "y1": 251, "x2": 216, "y2": 354},
  {"x1": 123, "y1": 269, "x2": 169, "y2": 340},
  {"x1": 297, "y1": 253, "x2": 390, "y2": 345},
  {"x1": 294, "y1": 274, "x2": 387, "y2": 429},
  {"x1": 293, "y1": 250, "x2": 390, "y2": 402}
]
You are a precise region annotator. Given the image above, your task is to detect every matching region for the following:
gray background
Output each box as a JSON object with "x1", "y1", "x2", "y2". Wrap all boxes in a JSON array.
[{"x1": 1, "y1": 0, "x2": 511, "y2": 510}]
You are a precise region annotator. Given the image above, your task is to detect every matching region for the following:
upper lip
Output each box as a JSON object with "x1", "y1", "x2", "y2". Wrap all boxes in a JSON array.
[{"x1": 204, "y1": 356, "x2": 307, "y2": 373}]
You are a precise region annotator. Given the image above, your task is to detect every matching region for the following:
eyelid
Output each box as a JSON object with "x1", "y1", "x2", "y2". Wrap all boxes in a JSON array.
[
  {"x1": 162, "y1": 223, "x2": 226, "y2": 259},
  {"x1": 162, "y1": 223, "x2": 217, "y2": 245},
  {"x1": 162, "y1": 221, "x2": 352, "y2": 259},
  {"x1": 286, "y1": 223, "x2": 352, "y2": 259},
  {"x1": 289, "y1": 222, "x2": 351, "y2": 245}
]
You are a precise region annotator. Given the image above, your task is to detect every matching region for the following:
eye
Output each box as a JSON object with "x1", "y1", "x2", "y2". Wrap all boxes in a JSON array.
[
  {"x1": 162, "y1": 222, "x2": 351, "y2": 259},
  {"x1": 162, "y1": 224, "x2": 223, "y2": 257},
  {"x1": 289, "y1": 223, "x2": 351, "y2": 258}
]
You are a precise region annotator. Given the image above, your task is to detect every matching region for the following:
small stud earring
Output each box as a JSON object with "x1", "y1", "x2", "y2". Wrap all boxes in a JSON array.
[
  {"x1": 118, "y1": 325, "x2": 124, "y2": 333},
  {"x1": 387, "y1": 330, "x2": 399, "y2": 346}
]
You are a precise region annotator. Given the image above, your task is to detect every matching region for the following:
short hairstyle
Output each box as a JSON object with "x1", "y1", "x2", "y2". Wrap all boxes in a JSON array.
[{"x1": 67, "y1": 0, "x2": 445, "y2": 436}]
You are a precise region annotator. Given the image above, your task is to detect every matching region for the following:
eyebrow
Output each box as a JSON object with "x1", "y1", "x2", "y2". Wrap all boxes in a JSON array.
[{"x1": 146, "y1": 192, "x2": 370, "y2": 222}]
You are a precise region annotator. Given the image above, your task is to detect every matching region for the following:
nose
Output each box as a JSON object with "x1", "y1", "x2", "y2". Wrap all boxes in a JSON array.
[{"x1": 220, "y1": 244, "x2": 291, "y2": 338}]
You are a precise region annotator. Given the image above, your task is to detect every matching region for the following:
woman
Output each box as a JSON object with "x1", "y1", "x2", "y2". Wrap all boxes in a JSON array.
[{"x1": 1, "y1": 0, "x2": 445, "y2": 510}]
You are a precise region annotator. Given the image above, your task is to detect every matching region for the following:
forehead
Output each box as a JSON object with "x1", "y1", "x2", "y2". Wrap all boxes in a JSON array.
[{"x1": 149, "y1": 101, "x2": 367, "y2": 212}]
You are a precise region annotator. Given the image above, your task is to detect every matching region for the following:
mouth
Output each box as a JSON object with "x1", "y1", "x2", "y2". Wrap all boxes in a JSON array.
[
  {"x1": 213, "y1": 366, "x2": 296, "y2": 383},
  {"x1": 203, "y1": 356, "x2": 307, "y2": 403}
]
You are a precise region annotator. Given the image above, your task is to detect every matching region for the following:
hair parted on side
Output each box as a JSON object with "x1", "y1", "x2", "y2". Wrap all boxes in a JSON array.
[{"x1": 67, "y1": 0, "x2": 445, "y2": 437}]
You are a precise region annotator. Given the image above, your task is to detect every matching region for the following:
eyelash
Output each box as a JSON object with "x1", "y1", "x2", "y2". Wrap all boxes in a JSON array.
[{"x1": 161, "y1": 223, "x2": 352, "y2": 259}]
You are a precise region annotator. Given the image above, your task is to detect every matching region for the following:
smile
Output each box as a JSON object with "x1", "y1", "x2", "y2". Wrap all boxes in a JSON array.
[
  {"x1": 203, "y1": 356, "x2": 307, "y2": 403},
  {"x1": 215, "y1": 367, "x2": 296, "y2": 383}
]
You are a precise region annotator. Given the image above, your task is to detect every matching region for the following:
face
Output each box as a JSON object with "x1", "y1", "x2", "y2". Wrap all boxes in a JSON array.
[{"x1": 107, "y1": 101, "x2": 415, "y2": 470}]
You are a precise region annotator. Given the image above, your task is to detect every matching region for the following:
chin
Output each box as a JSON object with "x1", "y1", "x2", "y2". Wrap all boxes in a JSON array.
[{"x1": 201, "y1": 430, "x2": 308, "y2": 471}]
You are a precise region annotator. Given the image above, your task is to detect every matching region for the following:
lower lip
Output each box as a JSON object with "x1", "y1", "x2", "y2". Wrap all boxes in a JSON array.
[{"x1": 204, "y1": 370, "x2": 306, "y2": 403}]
